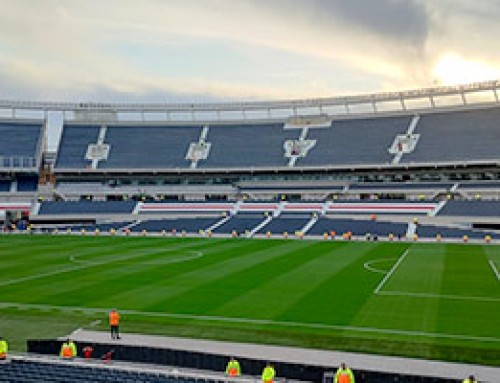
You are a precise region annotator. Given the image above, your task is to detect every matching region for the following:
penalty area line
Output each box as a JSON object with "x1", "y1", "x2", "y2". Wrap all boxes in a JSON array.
[{"x1": 0, "y1": 301, "x2": 498, "y2": 344}]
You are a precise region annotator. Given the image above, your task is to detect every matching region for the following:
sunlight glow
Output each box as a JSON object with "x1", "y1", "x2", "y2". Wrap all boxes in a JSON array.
[{"x1": 433, "y1": 53, "x2": 500, "y2": 85}]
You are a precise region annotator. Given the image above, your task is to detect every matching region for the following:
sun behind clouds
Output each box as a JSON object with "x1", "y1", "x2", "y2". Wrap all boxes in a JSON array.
[{"x1": 432, "y1": 53, "x2": 500, "y2": 86}]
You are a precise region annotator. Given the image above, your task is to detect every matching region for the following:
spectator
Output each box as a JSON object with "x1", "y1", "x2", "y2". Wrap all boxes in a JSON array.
[
  {"x1": 109, "y1": 308, "x2": 121, "y2": 339},
  {"x1": 59, "y1": 338, "x2": 77, "y2": 359},
  {"x1": 334, "y1": 363, "x2": 355, "y2": 383},
  {"x1": 225, "y1": 356, "x2": 241, "y2": 377},
  {"x1": 463, "y1": 375, "x2": 478, "y2": 383},
  {"x1": 83, "y1": 345, "x2": 94, "y2": 359},
  {"x1": 262, "y1": 362, "x2": 275, "y2": 383},
  {"x1": 0, "y1": 336, "x2": 8, "y2": 360},
  {"x1": 102, "y1": 349, "x2": 115, "y2": 363}
]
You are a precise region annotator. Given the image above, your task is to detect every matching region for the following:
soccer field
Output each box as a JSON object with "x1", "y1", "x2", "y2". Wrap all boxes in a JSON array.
[{"x1": 0, "y1": 235, "x2": 499, "y2": 365}]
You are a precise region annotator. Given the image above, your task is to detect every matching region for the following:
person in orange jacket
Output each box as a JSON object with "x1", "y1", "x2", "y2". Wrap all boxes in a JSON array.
[{"x1": 109, "y1": 308, "x2": 121, "y2": 340}]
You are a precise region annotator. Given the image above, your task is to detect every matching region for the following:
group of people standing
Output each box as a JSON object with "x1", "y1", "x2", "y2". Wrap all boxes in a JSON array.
[
  {"x1": 226, "y1": 358, "x2": 355, "y2": 383},
  {"x1": 1, "y1": 309, "x2": 480, "y2": 383}
]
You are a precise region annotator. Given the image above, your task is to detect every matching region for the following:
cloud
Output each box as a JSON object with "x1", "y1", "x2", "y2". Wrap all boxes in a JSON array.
[{"x1": 0, "y1": 0, "x2": 499, "y2": 102}]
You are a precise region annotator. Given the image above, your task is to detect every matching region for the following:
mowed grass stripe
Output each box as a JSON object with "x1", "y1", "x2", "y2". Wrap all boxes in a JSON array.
[
  {"x1": 208, "y1": 242, "x2": 363, "y2": 319},
  {"x1": 0, "y1": 236, "x2": 181, "y2": 281},
  {"x1": 1, "y1": 238, "x2": 241, "y2": 306},
  {"x1": 159, "y1": 241, "x2": 334, "y2": 317},
  {"x1": 82, "y1": 239, "x2": 263, "y2": 308},
  {"x1": 138, "y1": 240, "x2": 312, "y2": 313},
  {"x1": 278, "y1": 242, "x2": 409, "y2": 325}
]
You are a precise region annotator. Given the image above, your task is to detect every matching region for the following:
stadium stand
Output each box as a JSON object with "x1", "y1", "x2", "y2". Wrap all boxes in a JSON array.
[
  {"x1": 256, "y1": 214, "x2": 311, "y2": 234},
  {"x1": 437, "y1": 200, "x2": 500, "y2": 216},
  {"x1": 308, "y1": 218, "x2": 408, "y2": 237},
  {"x1": 0, "y1": 358, "x2": 212, "y2": 383},
  {"x1": 131, "y1": 218, "x2": 221, "y2": 233},
  {"x1": 101, "y1": 125, "x2": 202, "y2": 169},
  {"x1": 199, "y1": 123, "x2": 299, "y2": 168},
  {"x1": 38, "y1": 201, "x2": 137, "y2": 215},
  {"x1": 415, "y1": 224, "x2": 496, "y2": 239},
  {"x1": 55, "y1": 124, "x2": 100, "y2": 169},
  {"x1": 0, "y1": 179, "x2": 11, "y2": 192},
  {"x1": 0, "y1": 120, "x2": 44, "y2": 169},
  {"x1": 403, "y1": 108, "x2": 500, "y2": 164},
  {"x1": 296, "y1": 116, "x2": 411, "y2": 166},
  {"x1": 212, "y1": 213, "x2": 267, "y2": 235}
]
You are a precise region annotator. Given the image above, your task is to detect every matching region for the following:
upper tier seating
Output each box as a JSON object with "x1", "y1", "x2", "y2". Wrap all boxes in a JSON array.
[
  {"x1": 296, "y1": 116, "x2": 411, "y2": 167},
  {"x1": 39, "y1": 201, "x2": 137, "y2": 215},
  {"x1": 101, "y1": 125, "x2": 201, "y2": 169},
  {"x1": 55, "y1": 124, "x2": 100, "y2": 169},
  {"x1": 54, "y1": 107, "x2": 500, "y2": 171},
  {"x1": 402, "y1": 108, "x2": 500, "y2": 164},
  {"x1": 437, "y1": 200, "x2": 500, "y2": 217},
  {"x1": 0, "y1": 120, "x2": 43, "y2": 169},
  {"x1": 199, "y1": 123, "x2": 299, "y2": 168}
]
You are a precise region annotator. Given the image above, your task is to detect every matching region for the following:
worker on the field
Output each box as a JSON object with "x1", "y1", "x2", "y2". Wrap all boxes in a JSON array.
[
  {"x1": 0, "y1": 337, "x2": 8, "y2": 360},
  {"x1": 109, "y1": 308, "x2": 121, "y2": 339},
  {"x1": 334, "y1": 363, "x2": 355, "y2": 383},
  {"x1": 225, "y1": 356, "x2": 241, "y2": 377},
  {"x1": 463, "y1": 375, "x2": 478, "y2": 383},
  {"x1": 60, "y1": 339, "x2": 77, "y2": 359},
  {"x1": 261, "y1": 362, "x2": 275, "y2": 383}
]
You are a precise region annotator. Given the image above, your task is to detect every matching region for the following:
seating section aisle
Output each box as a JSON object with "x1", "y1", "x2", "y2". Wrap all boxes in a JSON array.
[
  {"x1": 296, "y1": 116, "x2": 411, "y2": 167},
  {"x1": 199, "y1": 123, "x2": 299, "y2": 168},
  {"x1": 308, "y1": 218, "x2": 408, "y2": 237},
  {"x1": 55, "y1": 125, "x2": 100, "y2": 169},
  {"x1": 0, "y1": 359, "x2": 208, "y2": 383},
  {"x1": 257, "y1": 214, "x2": 311, "y2": 234},
  {"x1": 101, "y1": 125, "x2": 202, "y2": 169},
  {"x1": 403, "y1": 108, "x2": 500, "y2": 164},
  {"x1": 437, "y1": 200, "x2": 500, "y2": 216},
  {"x1": 39, "y1": 201, "x2": 137, "y2": 215},
  {"x1": 213, "y1": 214, "x2": 267, "y2": 234}
]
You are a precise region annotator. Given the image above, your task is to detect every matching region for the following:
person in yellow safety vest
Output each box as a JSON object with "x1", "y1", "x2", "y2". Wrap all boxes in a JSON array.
[
  {"x1": 261, "y1": 362, "x2": 275, "y2": 383},
  {"x1": 334, "y1": 363, "x2": 355, "y2": 383},
  {"x1": 59, "y1": 339, "x2": 77, "y2": 359},
  {"x1": 0, "y1": 337, "x2": 8, "y2": 359},
  {"x1": 225, "y1": 356, "x2": 241, "y2": 377},
  {"x1": 463, "y1": 375, "x2": 478, "y2": 383}
]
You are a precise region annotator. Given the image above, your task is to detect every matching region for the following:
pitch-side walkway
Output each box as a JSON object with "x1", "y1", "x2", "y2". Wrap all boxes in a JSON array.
[{"x1": 68, "y1": 330, "x2": 499, "y2": 382}]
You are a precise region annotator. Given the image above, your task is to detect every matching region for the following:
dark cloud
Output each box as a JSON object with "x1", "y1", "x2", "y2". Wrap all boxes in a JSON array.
[{"x1": 259, "y1": 0, "x2": 430, "y2": 48}]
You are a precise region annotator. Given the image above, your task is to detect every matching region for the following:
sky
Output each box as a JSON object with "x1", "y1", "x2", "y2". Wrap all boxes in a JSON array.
[{"x1": 1, "y1": 0, "x2": 500, "y2": 104}]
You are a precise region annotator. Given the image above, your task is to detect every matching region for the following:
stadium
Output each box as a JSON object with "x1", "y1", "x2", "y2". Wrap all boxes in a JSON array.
[{"x1": 0, "y1": 80, "x2": 499, "y2": 382}]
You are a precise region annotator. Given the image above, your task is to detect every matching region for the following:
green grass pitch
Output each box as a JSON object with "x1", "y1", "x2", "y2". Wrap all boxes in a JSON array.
[{"x1": 0, "y1": 235, "x2": 499, "y2": 365}]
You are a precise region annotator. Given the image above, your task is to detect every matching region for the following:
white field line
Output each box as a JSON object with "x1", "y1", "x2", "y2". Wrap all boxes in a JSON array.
[
  {"x1": 363, "y1": 259, "x2": 395, "y2": 274},
  {"x1": 0, "y1": 248, "x2": 203, "y2": 288},
  {"x1": 374, "y1": 248, "x2": 410, "y2": 294},
  {"x1": 489, "y1": 260, "x2": 500, "y2": 281},
  {"x1": 0, "y1": 301, "x2": 498, "y2": 343},
  {"x1": 377, "y1": 290, "x2": 500, "y2": 303}
]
